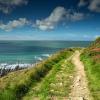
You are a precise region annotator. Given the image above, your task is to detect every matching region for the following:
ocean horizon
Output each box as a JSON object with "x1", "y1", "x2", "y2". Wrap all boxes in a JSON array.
[{"x1": 0, "y1": 40, "x2": 91, "y2": 67}]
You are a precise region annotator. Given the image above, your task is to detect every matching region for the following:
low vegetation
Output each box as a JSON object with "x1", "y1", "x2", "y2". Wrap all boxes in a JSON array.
[
  {"x1": 23, "y1": 54, "x2": 74, "y2": 100},
  {"x1": 0, "y1": 48, "x2": 74, "y2": 100},
  {"x1": 81, "y1": 37, "x2": 100, "y2": 100}
]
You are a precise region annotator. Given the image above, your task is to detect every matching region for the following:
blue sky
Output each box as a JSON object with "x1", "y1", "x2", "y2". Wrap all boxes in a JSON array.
[{"x1": 0, "y1": 0, "x2": 100, "y2": 40}]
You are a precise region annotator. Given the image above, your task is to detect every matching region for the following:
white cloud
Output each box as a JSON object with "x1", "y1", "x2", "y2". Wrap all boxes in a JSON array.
[
  {"x1": 78, "y1": 0, "x2": 100, "y2": 13},
  {"x1": 88, "y1": 0, "x2": 100, "y2": 12},
  {"x1": 35, "y1": 7, "x2": 66, "y2": 31},
  {"x1": 0, "y1": 0, "x2": 28, "y2": 14},
  {"x1": 35, "y1": 7, "x2": 85, "y2": 31},
  {"x1": 70, "y1": 12, "x2": 85, "y2": 21},
  {"x1": 78, "y1": 0, "x2": 87, "y2": 7},
  {"x1": 0, "y1": 18, "x2": 29, "y2": 31}
]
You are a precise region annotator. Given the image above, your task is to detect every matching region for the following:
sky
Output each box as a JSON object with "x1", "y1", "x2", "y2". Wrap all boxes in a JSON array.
[{"x1": 0, "y1": 0, "x2": 100, "y2": 41}]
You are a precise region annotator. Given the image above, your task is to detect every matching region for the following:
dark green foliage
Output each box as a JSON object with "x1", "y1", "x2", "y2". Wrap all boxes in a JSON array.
[
  {"x1": 15, "y1": 84, "x2": 29, "y2": 99},
  {"x1": 95, "y1": 37, "x2": 100, "y2": 44}
]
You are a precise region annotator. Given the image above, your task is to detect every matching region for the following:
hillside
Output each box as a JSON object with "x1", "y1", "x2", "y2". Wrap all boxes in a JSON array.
[
  {"x1": 81, "y1": 37, "x2": 100, "y2": 100},
  {"x1": 0, "y1": 49, "x2": 75, "y2": 100},
  {"x1": 0, "y1": 38, "x2": 99, "y2": 100}
]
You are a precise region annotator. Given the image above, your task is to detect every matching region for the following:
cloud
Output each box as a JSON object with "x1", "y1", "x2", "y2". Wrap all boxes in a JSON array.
[
  {"x1": 0, "y1": 6, "x2": 86, "y2": 32},
  {"x1": 35, "y1": 7, "x2": 66, "y2": 31},
  {"x1": 0, "y1": 18, "x2": 29, "y2": 31},
  {"x1": 78, "y1": 0, "x2": 100, "y2": 13},
  {"x1": 0, "y1": 0, "x2": 28, "y2": 14},
  {"x1": 70, "y1": 12, "x2": 85, "y2": 21},
  {"x1": 78, "y1": 0, "x2": 87, "y2": 7},
  {"x1": 34, "y1": 7, "x2": 86, "y2": 31},
  {"x1": 88, "y1": 0, "x2": 100, "y2": 12}
]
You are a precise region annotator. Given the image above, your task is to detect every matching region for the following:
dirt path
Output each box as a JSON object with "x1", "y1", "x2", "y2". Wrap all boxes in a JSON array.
[{"x1": 69, "y1": 51, "x2": 92, "y2": 100}]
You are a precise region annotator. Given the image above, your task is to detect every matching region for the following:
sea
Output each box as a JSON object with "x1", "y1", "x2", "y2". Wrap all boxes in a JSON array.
[{"x1": 0, "y1": 41, "x2": 91, "y2": 69}]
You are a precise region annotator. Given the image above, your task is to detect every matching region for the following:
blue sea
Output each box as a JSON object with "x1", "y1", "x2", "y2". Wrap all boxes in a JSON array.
[{"x1": 0, "y1": 41, "x2": 91, "y2": 65}]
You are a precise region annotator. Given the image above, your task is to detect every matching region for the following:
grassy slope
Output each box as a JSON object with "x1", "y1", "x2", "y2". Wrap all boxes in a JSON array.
[
  {"x1": 23, "y1": 54, "x2": 74, "y2": 100},
  {"x1": 81, "y1": 37, "x2": 100, "y2": 100},
  {"x1": 0, "y1": 49, "x2": 74, "y2": 100}
]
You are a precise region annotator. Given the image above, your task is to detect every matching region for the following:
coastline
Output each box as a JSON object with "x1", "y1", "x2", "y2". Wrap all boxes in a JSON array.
[{"x1": 0, "y1": 54, "x2": 51, "y2": 77}]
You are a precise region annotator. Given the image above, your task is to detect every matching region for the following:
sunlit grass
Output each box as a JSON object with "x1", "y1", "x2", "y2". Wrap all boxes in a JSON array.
[
  {"x1": 81, "y1": 38, "x2": 100, "y2": 100},
  {"x1": 0, "y1": 49, "x2": 74, "y2": 100},
  {"x1": 23, "y1": 52, "x2": 75, "y2": 100}
]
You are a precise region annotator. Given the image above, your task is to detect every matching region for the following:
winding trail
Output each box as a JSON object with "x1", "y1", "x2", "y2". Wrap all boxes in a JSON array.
[{"x1": 69, "y1": 51, "x2": 92, "y2": 100}]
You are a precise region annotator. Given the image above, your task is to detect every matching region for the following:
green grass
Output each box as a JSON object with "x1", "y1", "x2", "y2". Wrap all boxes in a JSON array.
[
  {"x1": 81, "y1": 53, "x2": 100, "y2": 100},
  {"x1": 0, "y1": 49, "x2": 74, "y2": 100},
  {"x1": 22, "y1": 53, "x2": 75, "y2": 100}
]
